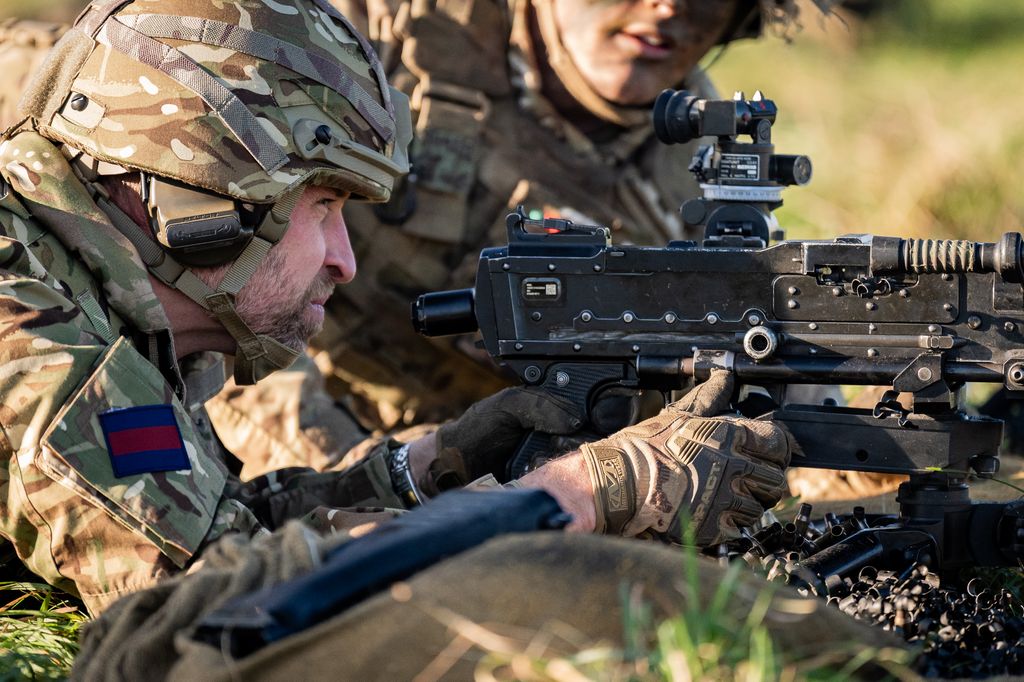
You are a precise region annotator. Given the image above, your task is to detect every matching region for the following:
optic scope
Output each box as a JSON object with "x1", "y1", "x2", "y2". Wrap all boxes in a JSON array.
[
  {"x1": 653, "y1": 89, "x2": 812, "y2": 248},
  {"x1": 653, "y1": 88, "x2": 779, "y2": 144}
]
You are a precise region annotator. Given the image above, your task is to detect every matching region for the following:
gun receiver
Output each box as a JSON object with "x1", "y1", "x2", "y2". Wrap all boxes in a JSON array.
[{"x1": 413, "y1": 88, "x2": 1024, "y2": 590}]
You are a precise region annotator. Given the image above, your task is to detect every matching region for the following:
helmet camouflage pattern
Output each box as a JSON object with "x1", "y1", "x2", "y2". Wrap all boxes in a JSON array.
[
  {"x1": 16, "y1": 0, "x2": 413, "y2": 385},
  {"x1": 20, "y1": 0, "x2": 411, "y2": 205}
]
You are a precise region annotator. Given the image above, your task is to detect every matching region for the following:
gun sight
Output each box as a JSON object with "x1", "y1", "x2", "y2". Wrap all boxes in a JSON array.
[
  {"x1": 653, "y1": 89, "x2": 777, "y2": 144},
  {"x1": 653, "y1": 88, "x2": 812, "y2": 248}
]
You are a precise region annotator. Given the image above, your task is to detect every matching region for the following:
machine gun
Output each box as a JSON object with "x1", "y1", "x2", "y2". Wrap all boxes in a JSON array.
[{"x1": 411, "y1": 89, "x2": 1024, "y2": 593}]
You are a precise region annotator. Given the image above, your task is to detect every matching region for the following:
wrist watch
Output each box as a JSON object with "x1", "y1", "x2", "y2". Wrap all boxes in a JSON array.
[{"x1": 387, "y1": 442, "x2": 424, "y2": 508}]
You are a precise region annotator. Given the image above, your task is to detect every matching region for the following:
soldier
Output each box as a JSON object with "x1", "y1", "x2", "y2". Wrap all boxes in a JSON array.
[
  {"x1": 0, "y1": 0, "x2": 790, "y2": 624},
  {"x1": 0, "y1": 3, "x2": 827, "y2": 481},
  {"x1": 203, "y1": 0, "x2": 848, "y2": 484},
  {"x1": 288, "y1": 0, "x2": 802, "y2": 437}
]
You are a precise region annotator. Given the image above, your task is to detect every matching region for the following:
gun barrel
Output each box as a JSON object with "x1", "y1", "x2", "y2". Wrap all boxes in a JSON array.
[
  {"x1": 872, "y1": 233, "x2": 1024, "y2": 283},
  {"x1": 412, "y1": 288, "x2": 478, "y2": 337}
]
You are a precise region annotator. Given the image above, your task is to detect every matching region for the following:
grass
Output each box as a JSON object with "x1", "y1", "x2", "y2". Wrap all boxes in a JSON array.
[{"x1": 0, "y1": 581, "x2": 85, "y2": 681}]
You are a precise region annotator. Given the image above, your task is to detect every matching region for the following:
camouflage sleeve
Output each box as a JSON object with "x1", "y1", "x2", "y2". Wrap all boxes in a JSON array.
[
  {"x1": 0, "y1": 272, "x2": 253, "y2": 614},
  {"x1": 224, "y1": 442, "x2": 409, "y2": 529}
]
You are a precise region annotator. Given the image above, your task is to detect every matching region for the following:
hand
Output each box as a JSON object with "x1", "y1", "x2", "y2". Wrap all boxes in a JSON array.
[
  {"x1": 420, "y1": 387, "x2": 584, "y2": 495},
  {"x1": 580, "y1": 369, "x2": 791, "y2": 546}
]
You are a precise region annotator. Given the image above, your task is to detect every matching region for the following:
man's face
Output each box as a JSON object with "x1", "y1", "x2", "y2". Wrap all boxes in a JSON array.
[
  {"x1": 232, "y1": 185, "x2": 354, "y2": 351},
  {"x1": 552, "y1": 0, "x2": 741, "y2": 105}
]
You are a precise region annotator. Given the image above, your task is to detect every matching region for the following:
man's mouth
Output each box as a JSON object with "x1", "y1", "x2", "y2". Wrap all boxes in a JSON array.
[{"x1": 615, "y1": 25, "x2": 675, "y2": 59}]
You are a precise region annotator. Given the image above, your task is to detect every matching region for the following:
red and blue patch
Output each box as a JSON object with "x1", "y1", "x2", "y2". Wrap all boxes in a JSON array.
[{"x1": 99, "y1": 405, "x2": 191, "y2": 478}]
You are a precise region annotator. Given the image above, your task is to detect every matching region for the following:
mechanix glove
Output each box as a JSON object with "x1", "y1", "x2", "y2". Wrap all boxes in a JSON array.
[
  {"x1": 422, "y1": 387, "x2": 584, "y2": 495},
  {"x1": 581, "y1": 370, "x2": 792, "y2": 546}
]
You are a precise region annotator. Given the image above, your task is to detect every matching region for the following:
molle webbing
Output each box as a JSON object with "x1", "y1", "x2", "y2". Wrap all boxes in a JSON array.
[
  {"x1": 116, "y1": 14, "x2": 395, "y2": 144},
  {"x1": 95, "y1": 18, "x2": 287, "y2": 173},
  {"x1": 76, "y1": 290, "x2": 117, "y2": 343},
  {"x1": 401, "y1": 76, "x2": 489, "y2": 243}
]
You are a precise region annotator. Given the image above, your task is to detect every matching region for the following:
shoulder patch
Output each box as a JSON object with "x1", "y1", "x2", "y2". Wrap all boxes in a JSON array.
[
  {"x1": 38, "y1": 336, "x2": 228, "y2": 567},
  {"x1": 99, "y1": 404, "x2": 190, "y2": 478}
]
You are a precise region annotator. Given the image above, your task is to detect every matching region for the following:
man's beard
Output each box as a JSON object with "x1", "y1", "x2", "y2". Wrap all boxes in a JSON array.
[
  {"x1": 222, "y1": 248, "x2": 336, "y2": 352},
  {"x1": 240, "y1": 274, "x2": 333, "y2": 351}
]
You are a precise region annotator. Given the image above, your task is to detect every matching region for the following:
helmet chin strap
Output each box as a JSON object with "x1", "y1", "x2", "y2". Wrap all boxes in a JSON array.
[
  {"x1": 192, "y1": 186, "x2": 306, "y2": 385},
  {"x1": 206, "y1": 291, "x2": 302, "y2": 385},
  {"x1": 89, "y1": 172, "x2": 305, "y2": 385}
]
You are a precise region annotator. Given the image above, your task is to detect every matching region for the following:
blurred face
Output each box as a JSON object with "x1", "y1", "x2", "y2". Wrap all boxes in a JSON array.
[
  {"x1": 552, "y1": 0, "x2": 741, "y2": 105},
  {"x1": 232, "y1": 185, "x2": 354, "y2": 351}
]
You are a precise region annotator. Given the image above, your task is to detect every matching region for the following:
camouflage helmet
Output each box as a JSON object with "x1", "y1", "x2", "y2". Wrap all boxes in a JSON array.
[
  {"x1": 20, "y1": 0, "x2": 411, "y2": 205},
  {"x1": 18, "y1": 0, "x2": 413, "y2": 385}
]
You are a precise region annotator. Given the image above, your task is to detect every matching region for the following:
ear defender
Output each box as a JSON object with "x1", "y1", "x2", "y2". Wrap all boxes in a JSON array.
[{"x1": 144, "y1": 174, "x2": 255, "y2": 267}]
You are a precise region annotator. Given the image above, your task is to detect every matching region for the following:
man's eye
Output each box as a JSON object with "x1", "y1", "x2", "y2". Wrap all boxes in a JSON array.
[{"x1": 315, "y1": 191, "x2": 349, "y2": 207}]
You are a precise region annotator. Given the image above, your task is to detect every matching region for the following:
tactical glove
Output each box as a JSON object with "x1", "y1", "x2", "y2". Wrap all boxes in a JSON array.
[
  {"x1": 421, "y1": 387, "x2": 584, "y2": 495},
  {"x1": 581, "y1": 370, "x2": 791, "y2": 546}
]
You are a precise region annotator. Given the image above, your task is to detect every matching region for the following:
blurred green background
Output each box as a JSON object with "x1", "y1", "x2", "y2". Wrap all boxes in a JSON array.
[
  {"x1": 1, "y1": 0, "x2": 1022, "y2": 241},
  {"x1": 709, "y1": 0, "x2": 1024, "y2": 241}
]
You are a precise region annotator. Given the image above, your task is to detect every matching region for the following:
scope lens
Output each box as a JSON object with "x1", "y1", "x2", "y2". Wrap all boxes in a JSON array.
[
  {"x1": 652, "y1": 89, "x2": 700, "y2": 145},
  {"x1": 769, "y1": 155, "x2": 813, "y2": 187}
]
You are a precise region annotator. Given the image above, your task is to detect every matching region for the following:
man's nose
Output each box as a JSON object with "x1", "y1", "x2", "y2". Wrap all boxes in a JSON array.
[
  {"x1": 645, "y1": 0, "x2": 679, "y2": 18},
  {"x1": 324, "y1": 208, "x2": 357, "y2": 284}
]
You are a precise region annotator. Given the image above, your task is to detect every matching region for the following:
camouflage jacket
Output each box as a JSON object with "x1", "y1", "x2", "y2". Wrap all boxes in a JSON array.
[
  {"x1": 306, "y1": 0, "x2": 714, "y2": 432},
  {"x1": 0, "y1": 129, "x2": 404, "y2": 613}
]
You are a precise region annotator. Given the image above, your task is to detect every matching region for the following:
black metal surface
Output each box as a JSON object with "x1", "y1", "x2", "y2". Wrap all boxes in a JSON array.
[
  {"x1": 414, "y1": 214, "x2": 1024, "y2": 480},
  {"x1": 411, "y1": 287, "x2": 477, "y2": 337}
]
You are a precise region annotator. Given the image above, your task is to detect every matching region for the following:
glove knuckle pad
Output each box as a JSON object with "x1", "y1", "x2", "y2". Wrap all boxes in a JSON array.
[{"x1": 667, "y1": 417, "x2": 732, "y2": 460}]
